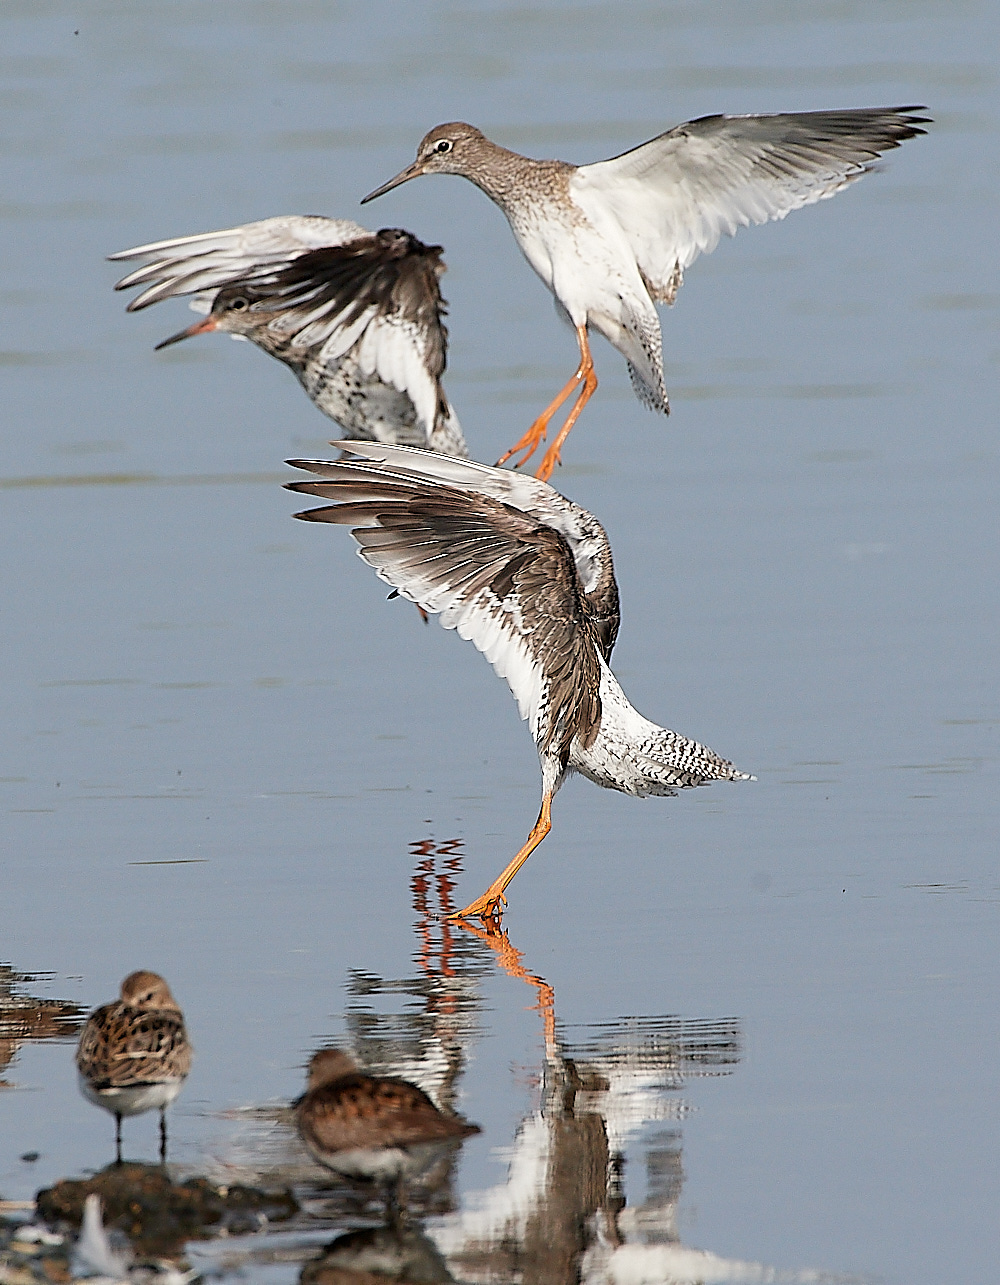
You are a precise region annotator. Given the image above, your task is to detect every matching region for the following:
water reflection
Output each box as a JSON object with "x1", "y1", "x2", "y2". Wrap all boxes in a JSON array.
[
  {"x1": 343, "y1": 839, "x2": 487, "y2": 1126},
  {"x1": 0, "y1": 962, "x2": 82, "y2": 1087},
  {"x1": 4, "y1": 847, "x2": 838, "y2": 1285},
  {"x1": 433, "y1": 916, "x2": 743, "y2": 1283},
  {"x1": 301, "y1": 1224, "x2": 452, "y2": 1285}
]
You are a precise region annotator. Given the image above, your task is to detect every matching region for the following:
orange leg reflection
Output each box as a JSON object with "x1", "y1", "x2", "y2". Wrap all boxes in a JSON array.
[
  {"x1": 449, "y1": 792, "x2": 552, "y2": 925},
  {"x1": 410, "y1": 838, "x2": 464, "y2": 980},
  {"x1": 495, "y1": 326, "x2": 597, "y2": 481},
  {"x1": 455, "y1": 918, "x2": 555, "y2": 1052}
]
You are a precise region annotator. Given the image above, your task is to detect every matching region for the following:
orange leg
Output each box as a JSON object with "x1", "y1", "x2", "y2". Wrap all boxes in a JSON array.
[
  {"x1": 449, "y1": 793, "x2": 553, "y2": 924},
  {"x1": 534, "y1": 330, "x2": 597, "y2": 483},
  {"x1": 495, "y1": 326, "x2": 596, "y2": 473}
]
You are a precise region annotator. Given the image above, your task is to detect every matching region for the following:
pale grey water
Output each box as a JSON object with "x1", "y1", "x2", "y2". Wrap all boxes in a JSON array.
[{"x1": 1, "y1": 2, "x2": 997, "y2": 1283}]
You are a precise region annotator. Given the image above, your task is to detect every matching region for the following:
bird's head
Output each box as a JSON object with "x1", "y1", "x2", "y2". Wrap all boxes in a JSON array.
[
  {"x1": 305, "y1": 1047, "x2": 359, "y2": 1090},
  {"x1": 361, "y1": 122, "x2": 489, "y2": 202},
  {"x1": 119, "y1": 970, "x2": 180, "y2": 1012},
  {"x1": 154, "y1": 284, "x2": 264, "y2": 350}
]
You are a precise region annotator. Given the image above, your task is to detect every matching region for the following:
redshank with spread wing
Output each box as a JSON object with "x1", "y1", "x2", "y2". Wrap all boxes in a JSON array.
[
  {"x1": 286, "y1": 441, "x2": 752, "y2": 922},
  {"x1": 111, "y1": 219, "x2": 467, "y2": 456},
  {"x1": 363, "y1": 108, "x2": 928, "y2": 479}
]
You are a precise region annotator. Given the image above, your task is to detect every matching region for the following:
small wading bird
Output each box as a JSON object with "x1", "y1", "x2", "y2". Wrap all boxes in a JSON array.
[
  {"x1": 295, "y1": 1048, "x2": 480, "y2": 1211},
  {"x1": 362, "y1": 107, "x2": 929, "y2": 480},
  {"x1": 286, "y1": 442, "x2": 752, "y2": 922},
  {"x1": 110, "y1": 219, "x2": 467, "y2": 456},
  {"x1": 75, "y1": 971, "x2": 192, "y2": 1164}
]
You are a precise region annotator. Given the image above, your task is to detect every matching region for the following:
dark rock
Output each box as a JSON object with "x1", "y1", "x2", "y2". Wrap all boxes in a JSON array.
[{"x1": 36, "y1": 1163, "x2": 297, "y2": 1257}]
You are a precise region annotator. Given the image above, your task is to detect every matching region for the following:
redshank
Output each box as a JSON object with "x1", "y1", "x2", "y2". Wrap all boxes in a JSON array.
[
  {"x1": 295, "y1": 1048, "x2": 480, "y2": 1207},
  {"x1": 286, "y1": 441, "x2": 752, "y2": 922},
  {"x1": 362, "y1": 107, "x2": 929, "y2": 480},
  {"x1": 110, "y1": 219, "x2": 467, "y2": 457},
  {"x1": 75, "y1": 971, "x2": 192, "y2": 1164}
]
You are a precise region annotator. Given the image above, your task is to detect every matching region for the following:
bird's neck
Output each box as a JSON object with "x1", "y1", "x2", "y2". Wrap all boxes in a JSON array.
[{"x1": 463, "y1": 145, "x2": 573, "y2": 216}]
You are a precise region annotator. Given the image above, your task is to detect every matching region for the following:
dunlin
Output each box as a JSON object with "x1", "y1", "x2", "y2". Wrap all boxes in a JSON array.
[
  {"x1": 75, "y1": 971, "x2": 191, "y2": 1164},
  {"x1": 295, "y1": 1048, "x2": 479, "y2": 1208}
]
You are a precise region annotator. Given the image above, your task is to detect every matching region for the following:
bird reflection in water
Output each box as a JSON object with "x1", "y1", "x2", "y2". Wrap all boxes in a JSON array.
[
  {"x1": 0, "y1": 961, "x2": 83, "y2": 1088},
  {"x1": 437, "y1": 918, "x2": 743, "y2": 1282},
  {"x1": 300, "y1": 1223, "x2": 453, "y2": 1285},
  {"x1": 326, "y1": 848, "x2": 800, "y2": 1283},
  {"x1": 283, "y1": 841, "x2": 488, "y2": 1232}
]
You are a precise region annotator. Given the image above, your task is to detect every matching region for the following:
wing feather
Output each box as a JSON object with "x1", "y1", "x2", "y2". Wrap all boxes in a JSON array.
[
  {"x1": 109, "y1": 215, "x2": 369, "y2": 309},
  {"x1": 291, "y1": 441, "x2": 619, "y2": 614},
  {"x1": 572, "y1": 106, "x2": 929, "y2": 298},
  {"x1": 288, "y1": 464, "x2": 603, "y2": 754}
]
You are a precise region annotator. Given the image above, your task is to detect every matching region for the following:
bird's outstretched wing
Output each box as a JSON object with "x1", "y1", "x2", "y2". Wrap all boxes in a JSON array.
[
  {"x1": 292, "y1": 441, "x2": 617, "y2": 618},
  {"x1": 229, "y1": 234, "x2": 452, "y2": 437},
  {"x1": 572, "y1": 106, "x2": 929, "y2": 300},
  {"x1": 287, "y1": 448, "x2": 605, "y2": 757},
  {"x1": 109, "y1": 214, "x2": 369, "y2": 310}
]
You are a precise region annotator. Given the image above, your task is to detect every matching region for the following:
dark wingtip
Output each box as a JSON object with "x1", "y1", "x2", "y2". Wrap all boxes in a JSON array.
[{"x1": 290, "y1": 506, "x2": 336, "y2": 522}]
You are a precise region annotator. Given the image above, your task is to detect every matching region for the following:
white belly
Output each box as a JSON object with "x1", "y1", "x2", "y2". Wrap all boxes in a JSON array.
[
  {"x1": 511, "y1": 199, "x2": 661, "y2": 383},
  {"x1": 305, "y1": 1140, "x2": 450, "y2": 1185},
  {"x1": 78, "y1": 1072, "x2": 183, "y2": 1117}
]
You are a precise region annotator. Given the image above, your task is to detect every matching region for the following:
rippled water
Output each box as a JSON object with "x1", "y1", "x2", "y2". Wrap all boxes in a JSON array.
[{"x1": 2, "y1": 3, "x2": 998, "y2": 1283}]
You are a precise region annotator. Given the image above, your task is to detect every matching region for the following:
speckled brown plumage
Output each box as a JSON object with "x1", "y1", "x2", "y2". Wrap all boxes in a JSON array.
[
  {"x1": 294, "y1": 1048, "x2": 478, "y2": 1206},
  {"x1": 75, "y1": 971, "x2": 191, "y2": 1163}
]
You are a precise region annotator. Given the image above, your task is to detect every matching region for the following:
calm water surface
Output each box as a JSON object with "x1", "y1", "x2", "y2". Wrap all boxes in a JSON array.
[{"x1": 2, "y1": 3, "x2": 998, "y2": 1283}]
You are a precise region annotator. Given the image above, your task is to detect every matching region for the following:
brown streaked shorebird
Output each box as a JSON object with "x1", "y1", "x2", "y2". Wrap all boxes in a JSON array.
[
  {"x1": 75, "y1": 971, "x2": 192, "y2": 1164},
  {"x1": 110, "y1": 218, "x2": 467, "y2": 457},
  {"x1": 286, "y1": 442, "x2": 752, "y2": 922},
  {"x1": 362, "y1": 108, "x2": 929, "y2": 480},
  {"x1": 295, "y1": 1048, "x2": 480, "y2": 1208}
]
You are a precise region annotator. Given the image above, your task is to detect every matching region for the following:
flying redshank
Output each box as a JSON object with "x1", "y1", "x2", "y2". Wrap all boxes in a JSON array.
[
  {"x1": 75, "y1": 971, "x2": 192, "y2": 1164},
  {"x1": 286, "y1": 441, "x2": 752, "y2": 922},
  {"x1": 110, "y1": 218, "x2": 467, "y2": 457},
  {"x1": 295, "y1": 1048, "x2": 480, "y2": 1209},
  {"x1": 362, "y1": 107, "x2": 929, "y2": 480}
]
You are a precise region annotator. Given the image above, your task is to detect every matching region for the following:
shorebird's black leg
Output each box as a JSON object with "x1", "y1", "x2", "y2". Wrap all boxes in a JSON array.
[
  {"x1": 114, "y1": 1113, "x2": 123, "y2": 1166},
  {"x1": 385, "y1": 1178, "x2": 405, "y2": 1231},
  {"x1": 159, "y1": 1108, "x2": 168, "y2": 1164}
]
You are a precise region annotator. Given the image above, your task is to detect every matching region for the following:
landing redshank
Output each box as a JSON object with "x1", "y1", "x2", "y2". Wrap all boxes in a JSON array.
[
  {"x1": 110, "y1": 219, "x2": 467, "y2": 457},
  {"x1": 75, "y1": 971, "x2": 192, "y2": 1164},
  {"x1": 286, "y1": 442, "x2": 752, "y2": 923},
  {"x1": 295, "y1": 1048, "x2": 479, "y2": 1208},
  {"x1": 362, "y1": 107, "x2": 929, "y2": 480}
]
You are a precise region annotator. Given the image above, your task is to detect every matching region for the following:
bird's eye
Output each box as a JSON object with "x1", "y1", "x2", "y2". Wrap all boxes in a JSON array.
[
  {"x1": 434, "y1": 138, "x2": 453, "y2": 154},
  {"x1": 228, "y1": 296, "x2": 249, "y2": 312}
]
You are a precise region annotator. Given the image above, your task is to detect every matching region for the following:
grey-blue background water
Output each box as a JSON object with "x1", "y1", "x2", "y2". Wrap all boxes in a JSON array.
[{"x1": 2, "y1": 3, "x2": 997, "y2": 1282}]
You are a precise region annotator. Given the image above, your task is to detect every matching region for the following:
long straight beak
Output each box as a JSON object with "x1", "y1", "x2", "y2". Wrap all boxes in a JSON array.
[
  {"x1": 360, "y1": 160, "x2": 425, "y2": 204},
  {"x1": 154, "y1": 315, "x2": 219, "y2": 351}
]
